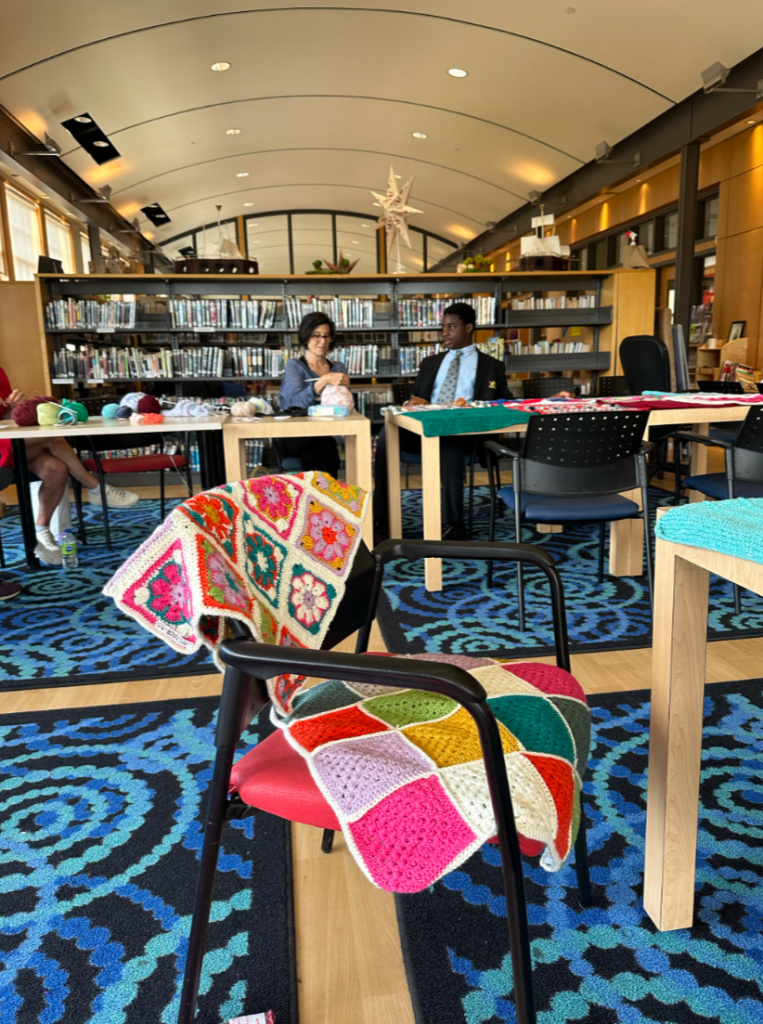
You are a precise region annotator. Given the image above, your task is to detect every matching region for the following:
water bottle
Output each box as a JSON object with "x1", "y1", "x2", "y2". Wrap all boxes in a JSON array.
[{"x1": 58, "y1": 529, "x2": 79, "y2": 570}]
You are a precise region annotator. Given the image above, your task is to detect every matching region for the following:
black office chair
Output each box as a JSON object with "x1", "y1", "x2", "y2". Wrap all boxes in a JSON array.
[
  {"x1": 177, "y1": 537, "x2": 593, "y2": 1024},
  {"x1": 485, "y1": 410, "x2": 654, "y2": 629},
  {"x1": 696, "y1": 380, "x2": 745, "y2": 444},
  {"x1": 522, "y1": 377, "x2": 575, "y2": 399},
  {"x1": 620, "y1": 334, "x2": 682, "y2": 480},
  {"x1": 596, "y1": 375, "x2": 630, "y2": 398}
]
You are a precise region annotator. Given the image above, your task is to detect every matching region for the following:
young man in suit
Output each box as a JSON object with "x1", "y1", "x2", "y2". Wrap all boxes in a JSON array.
[{"x1": 373, "y1": 301, "x2": 512, "y2": 542}]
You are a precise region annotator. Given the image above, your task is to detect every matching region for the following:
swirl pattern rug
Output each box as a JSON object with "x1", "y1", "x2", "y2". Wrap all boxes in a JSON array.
[
  {"x1": 395, "y1": 679, "x2": 763, "y2": 1024},
  {"x1": 0, "y1": 501, "x2": 214, "y2": 689},
  {"x1": 377, "y1": 488, "x2": 763, "y2": 658},
  {"x1": 0, "y1": 696, "x2": 297, "y2": 1024}
]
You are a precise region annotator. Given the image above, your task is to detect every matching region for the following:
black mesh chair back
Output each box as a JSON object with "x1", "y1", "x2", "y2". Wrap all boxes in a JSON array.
[
  {"x1": 619, "y1": 335, "x2": 671, "y2": 395},
  {"x1": 731, "y1": 406, "x2": 763, "y2": 482},
  {"x1": 698, "y1": 380, "x2": 744, "y2": 394},
  {"x1": 522, "y1": 377, "x2": 575, "y2": 399},
  {"x1": 392, "y1": 381, "x2": 413, "y2": 405},
  {"x1": 519, "y1": 410, "x2": 651, "y2": 495},
  {"x1": 596, "y1": 375, "x2": 630, "y2": 398}
]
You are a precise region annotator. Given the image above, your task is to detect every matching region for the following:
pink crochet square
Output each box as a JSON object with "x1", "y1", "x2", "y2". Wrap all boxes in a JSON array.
[
  {"x1": 501, "y1": 662, "x2": 587, "y2": 703},
  {"x1": 349, "y1": 776, "x2": 477, "y2": 892},
  {"x1": 312, "y1": 731, "x2": 434, "y2": 817}
]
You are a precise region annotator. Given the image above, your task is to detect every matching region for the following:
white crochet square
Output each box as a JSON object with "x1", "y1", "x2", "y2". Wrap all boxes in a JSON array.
[{"x1": 469, "y1": 664, "x2": 539, "y2": 697}]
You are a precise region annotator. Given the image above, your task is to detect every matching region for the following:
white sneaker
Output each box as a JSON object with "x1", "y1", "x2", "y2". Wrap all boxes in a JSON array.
[
  {"x1": 87, "y1": 485, "x2": 139, "y2": 508},
  {"x1": 34, "y1": 528, "x2": 62, "y2": 566}
]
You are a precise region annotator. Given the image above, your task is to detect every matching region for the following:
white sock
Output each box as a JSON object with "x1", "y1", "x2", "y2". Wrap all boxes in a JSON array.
[
  {"x1": 88, "y1": 486, "x2": 102, "y2": 496},
  {"x1": 36, "y1": 525, "x2": 51, "y2": 534}
]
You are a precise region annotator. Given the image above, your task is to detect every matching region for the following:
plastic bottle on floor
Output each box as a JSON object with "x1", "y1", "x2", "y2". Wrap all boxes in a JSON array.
[{"x1": 58, "y1": 530, "x2": 79, "y2": 569}]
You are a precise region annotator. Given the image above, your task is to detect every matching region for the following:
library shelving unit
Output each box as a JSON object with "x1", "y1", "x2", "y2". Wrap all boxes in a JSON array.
[{"x1": 34, "y1": 268, "x2": 655, "y2": 400}]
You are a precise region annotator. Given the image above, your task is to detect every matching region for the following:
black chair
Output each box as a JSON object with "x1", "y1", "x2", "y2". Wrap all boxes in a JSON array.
[
  {"x1": 177, "y1": 538, "x2": 592, "y2": 1024},
  {"x1": 696, "y1": 380, "x2": 745, "y2": 444},
  {"x1": 522, "y1": 377, "x2": 575, "y2": 399},
  {"x1": 596, "y1": 375, "x2": 630, "y2": 398},
  {"x1": 0, "y1": 467, "x2": 12, "y2": 568},
  {"x1": 485, "y1": 410, "x2": 654, "y2": 629},
  {"x1": 620, "y1": 334, "x2": 684, "y2": 480},
  {"x1": 672, "y1": 405, "x2": 763, "y2": 613}
]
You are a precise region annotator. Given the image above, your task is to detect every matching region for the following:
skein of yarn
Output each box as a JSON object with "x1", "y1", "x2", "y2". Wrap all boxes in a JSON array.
[
  {"x1": 141, "y1": 412, "x2": 164, "y2": 424},
  {"x1": 137, "y1": 395, "x2": 162, "y2": 415},
  {"x1": 62, "y1": 398, "x2": 89, "y2": 422},
  {"x1": 102, "y1": 403, "x2": 120, "y2": 419},
  {"x1": 230, "y1": 400, "x2": 257, "y2": 417},
  {"x1": 12, "y1": 396, "x2": 56, "y2": 426},
  {"x1": 120, "y1": 392, "x2": 146, "y2": 412},
  {"x1": 37, "y1": 403, "x2": 66, "y2": 426},
  {"x1": 116, "y1": 406, "x2": 132, "y2": 419}
]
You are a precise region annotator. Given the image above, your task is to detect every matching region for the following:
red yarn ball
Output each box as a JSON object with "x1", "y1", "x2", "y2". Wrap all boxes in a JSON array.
[
  {"x1": 141, "y1": 412, "x2": 164, "y2": 424},
  {"x1": 12, "y1": 396, "x2": 55, "y2": 427},
  {"x1": 137, "y1": 395, "x2": 162, "y2": 415}
]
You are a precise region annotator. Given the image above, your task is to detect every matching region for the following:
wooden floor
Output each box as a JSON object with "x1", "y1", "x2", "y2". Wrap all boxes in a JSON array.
[{"x1": 3, "y1": 462, "x2": 763, "y2": 1023}]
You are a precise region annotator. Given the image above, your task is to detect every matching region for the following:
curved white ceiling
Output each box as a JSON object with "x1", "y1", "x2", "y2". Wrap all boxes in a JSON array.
[{"x1": 0, "y1": 1, "x2": 761, "y2": 248}]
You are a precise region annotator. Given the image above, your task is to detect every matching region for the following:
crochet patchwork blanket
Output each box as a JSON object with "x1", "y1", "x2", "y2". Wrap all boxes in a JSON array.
[
  {"x1": 104, "y1": 472, "x2": 369, "y2": 713},
  {"x1": 274, "y1": 656, "x2": 590, "y2": 891}
]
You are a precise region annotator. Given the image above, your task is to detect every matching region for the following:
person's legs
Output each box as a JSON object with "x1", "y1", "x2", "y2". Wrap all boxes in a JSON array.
[
  {"x1": 25, "y1": 438, "x2": 100, "y2": 492},
  {"x1": 26, "y1": 451, "x2": 69, "y2": 527},
  {"x1": 373, "y1": 427, "x2": 420, "y2": 525},
  {"x1": 281, "y1": 436, "x2": 340, "y2": 476},
  {"x1": 439, "y1": 436, "x2": 469, "y2": 526}
]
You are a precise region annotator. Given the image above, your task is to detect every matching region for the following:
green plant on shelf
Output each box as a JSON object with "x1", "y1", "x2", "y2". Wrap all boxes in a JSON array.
[
  {"x1": 305, "y1": 255, "x2": 358, "y2": 275},
  {"x1": 459, "y1": 254, "x2": 493, "y2": 273}
]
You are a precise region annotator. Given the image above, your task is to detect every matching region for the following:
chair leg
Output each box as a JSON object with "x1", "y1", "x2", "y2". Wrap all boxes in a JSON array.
[
  {"x1": 321, "y1": 829, "x2": 335, "y2": 854},
  {"x1": 734, "y1": 583, "x2": 742, "y2": 615},
  {"x1": 184, "y1": 432, "x2": 194, "y2": 496},
  {"x1": 597, "y1": 522, "x2": 606, "y2": 584},
  {"x1": 160, "y1": 469, "x2": 166, "y2": 520},
  {"x1": 0, "y1": 526, "x2": 5, "y2": 569},
  {"x1": 355, "y1": 558, "x2": 386, "y2": 654},
  {"x1": 72, "y1": 478, "x2": 87, "y2": 546},
  {"x1": 404, "y1": 463, "x2": 409, "y2": 489},
  {"x1": 92, "y1": 455, "x2": 111, "y2": 550},
  {"x1": 640, "y1": 465, "x2": 654, "y2": 612},
  {"x1": 515, "y1": 505, "x2": 526, "y2": 631},
  {"x1": 467, "y1": 440, "x2": 478, "y2": 539},
  {"x1": 573, "y1": 804, "x2": 593, "y2": 908}
]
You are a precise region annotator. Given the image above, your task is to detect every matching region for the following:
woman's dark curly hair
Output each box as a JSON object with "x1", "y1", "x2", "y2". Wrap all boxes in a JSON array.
[{"x1": 298, "y1": 311, "x2": 336, "y2": 346}]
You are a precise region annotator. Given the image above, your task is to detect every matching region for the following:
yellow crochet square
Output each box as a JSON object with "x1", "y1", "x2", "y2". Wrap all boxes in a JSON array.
[{"x1": 402, "y1": 706, "x2": 520, "y2": 768}]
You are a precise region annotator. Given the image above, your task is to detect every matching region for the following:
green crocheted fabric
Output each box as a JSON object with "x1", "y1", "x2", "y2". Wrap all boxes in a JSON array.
[{"x1": 402, "y1": 406, "x2": 533, "y2": 437}]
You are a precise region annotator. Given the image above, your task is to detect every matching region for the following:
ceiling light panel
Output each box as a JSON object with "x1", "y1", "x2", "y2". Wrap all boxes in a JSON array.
[
  {"x1": 210, "y1": 61, "x2": 231, "y2": 71},
  {"x1": 61, "y1": 112, "x2": 120, "y2": 165},
  {"x1": 448, "y1": 68, "x2": 468, "y2": 78},
  {"x1": 141, "y1": 202, "x2": 172, "y2": 227},
  {"x1": 226, "y1": 128, "x2": 242, "y2": 135},
  {"x1": 412, "y1": 132, "x2": 427, "y2": 139}
]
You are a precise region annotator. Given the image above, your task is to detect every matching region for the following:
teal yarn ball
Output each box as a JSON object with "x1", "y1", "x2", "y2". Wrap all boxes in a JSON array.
[
  {"x1": 62, "y1": 398, "x2": 89, "y2": 422},
  {"x1": 101, "y1": 403, "x2": 120, "y2": 419}
]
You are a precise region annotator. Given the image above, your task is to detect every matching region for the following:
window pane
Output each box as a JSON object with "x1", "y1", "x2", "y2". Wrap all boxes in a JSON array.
[
  {"x1": 164, "y1": 233, "x2": 196, "y2": 260},
  {"x1": 80, "y1": 233, "x2": 91, "y2": 273},
  {"x1": 246, "y1": 214, "x2": 289, "y2": 274},
  {"x1": 663, "y1": 212, "x2": 678, "y2": 250},
  {"x1": 425, "y1": 236, "x2": 458, "y2": 270},
  {"x1": 703, "y1": 196, "x2": 719, "y2": 239},
  {"x1": 575, "y1": 246, "x2": 588, "y2": 271},
  {"x1": 594, "y1": 239, "x2": 607, "y2": 269},
  {"x1": 7, "y1": 187, "x2": 42, "y2": 280},
  {"x1": 44, "y1": 212, "x2": 73, "y2": 272},
  {"x1": 388, "y1": 226, "x2": 424, "y2": 273},
  {"x1": 0, "y1": 213, "x2": 6, "y2": 280},
  {"x1": 334, "y1": 214, "x2": 377, "y2": 273},
  {"x1": 291, "y1": 213, "x2": 333, "y2": 273},
  {"x1": 638, "y1": 220, "x2": 655, "y2": 255}
]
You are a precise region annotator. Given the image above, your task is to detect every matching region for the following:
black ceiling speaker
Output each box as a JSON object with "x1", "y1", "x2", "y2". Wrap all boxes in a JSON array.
[
  {"x1": 141, "y1": 203, "x2": 172, "y2": 227},
  {"x1": 61, "y1": 112, "x2": 120, "y2": 165}
]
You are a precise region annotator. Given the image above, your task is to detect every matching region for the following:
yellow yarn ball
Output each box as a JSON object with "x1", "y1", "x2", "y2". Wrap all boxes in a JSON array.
[{"x1": 37, "y1": 403, "x2": 63, "y2": 426}]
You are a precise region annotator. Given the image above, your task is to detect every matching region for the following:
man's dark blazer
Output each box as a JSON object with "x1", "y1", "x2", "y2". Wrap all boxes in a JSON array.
[{"x1": 411, "y1": 349, "x2": 512, "y2": 403}]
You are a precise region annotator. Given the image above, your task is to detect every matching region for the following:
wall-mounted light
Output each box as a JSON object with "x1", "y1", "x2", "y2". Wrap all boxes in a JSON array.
[
  {"x1": 701, "y1": 61, "x2": 763, "y2": 97},
  {"x1": 10, "y1": 133, "x2": 62, "y2": 158},
  {"x1": 595, "y1": 141, "x2": 641, "y2": 168}
]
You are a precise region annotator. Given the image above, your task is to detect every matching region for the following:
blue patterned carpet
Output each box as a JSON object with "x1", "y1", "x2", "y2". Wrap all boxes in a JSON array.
[
  {"x1": 0, "y1": 501, "x2": 213, "y2": 688},
  {"x1": 0, "y1": 696, "x2": 296, "y2": 1024},
  {"x1": 378, "y1": 488, "x2": 763, "y2": 658},
  {"x1": 396, "y1": 679, "x2": 763, "y2": 1024}
]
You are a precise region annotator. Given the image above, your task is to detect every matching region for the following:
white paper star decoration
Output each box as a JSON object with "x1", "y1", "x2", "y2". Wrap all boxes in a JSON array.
[{"x1": 371, "y1": 166, "x2": 424, "y2": 251}]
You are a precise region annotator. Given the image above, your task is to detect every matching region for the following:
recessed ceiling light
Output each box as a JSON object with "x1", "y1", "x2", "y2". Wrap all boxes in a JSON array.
[
  {"x1": 236, "y1": 172, "x2": 249, "y2": 177},
  {"x1": 74, "y1": 115, "x2": 92, "y2": 124},
  {"x1": 243, "y1": 202, "x2": 254, "y2": 207},
  {"x1": 210, "y1": 61, "x2": 231, "y2": 71},
  {"x1": 361, "y1": 223, "x2": 370, "y2": 227},
  {"x1": 373, "y1": 202, "x2": 381, "y2": 207},
  {"x1": 448, "y1": 68, "x2": 468, "y2": 78},
  {"x1": 748, "y1": 120, "x2": 757, "y2": 125},
  {"x1": 412, "y1": 132, "x2": 427, "y2": 139},
  {"x1": 226, "y1": 128, "x2": 242, "y2": 135},
  {"x1": 40, "y1": 193, "x2": 49, "y2": 198},
  {"x1": 93, "y1": 140, "x2": 109, "y2": 147},
  {"x1": 351, "y1": 240, "x2": 359, "y2": 244}
]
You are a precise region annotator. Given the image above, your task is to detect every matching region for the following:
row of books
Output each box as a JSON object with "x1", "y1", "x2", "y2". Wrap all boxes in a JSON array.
[
  {"x1": 284, "y1": 297, "x2": 377, "y2": 329},
  {"x1": 169, "y1": 299, "x2": 279, "y2": 329},
  {"x1": 79, "y1": 440, "x2": 202, "y2": 473},
  {"x1": 228, "y1": 347, "x2": 289, "y2": 378},
  {"x1": 332, "y1": 345, "x2": 385, "y2": 375},
  {"x1": 399, "y1": 344, "x2": 440, "y2": 375},
  {"x1": 509, "y1": 296, "x2": 597, "y2": 310},
  {"x1": 398, "y1": 297, "x2": 495, "y2": 327},
  {"x1": 476, "y1": 338, "x2": 505, "y2": 361},
  {"x1": 353, "y1": 388, "x2": 393, "y2": 418},
  {"x1": 45, "y1": 299, "x2": 137, "y2": 331},
  {"x1": 245, "y1": 440, "x2": 266, "y2": 474},
  {"x1": 524, "y1": 341, "x2": 593, "y2": 354}
]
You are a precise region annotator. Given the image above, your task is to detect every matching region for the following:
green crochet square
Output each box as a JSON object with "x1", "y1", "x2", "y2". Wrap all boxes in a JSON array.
[
  {"x1": 489, "y1": 694, "x2": 575, "y2": 767},
  {"x1": 363, "y1": 690, "x2": 458, "y2": 727}
]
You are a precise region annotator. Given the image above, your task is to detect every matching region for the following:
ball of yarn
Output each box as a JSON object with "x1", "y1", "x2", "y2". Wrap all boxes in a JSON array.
[
  {"x1": 62, "y1": 398, "x2": 88, "y2": 422},
  {"x1": 321, "y1": 384, "x2": 355, "y2": 409},
  {"x1": 116, "y1": 405, "x2": 132, "y2": 419},
  {"x1": 142, "y1": 412, "x2": 164, "y2": 424},
  {"x1": 12, "y1": 396, "x2": 55, "y2": 426},
  {"x1": 37, "y1": 403, "x2": 64, "y2": 426},
  {"x1": 101, "y1": 402, "x2": 120, "y2": 419},
  {"x1": 230, "y1": 400, "x2": 256, "y2": 417},
  {"x1": 137, "y1": 395, "x2": 162, "y2": 415},
  {"x1": 129, "y1": 413, "x2": 145, "y2": 425},
  {"x1": 120, "y1": 392, "x2": 145, "y2": 412}
]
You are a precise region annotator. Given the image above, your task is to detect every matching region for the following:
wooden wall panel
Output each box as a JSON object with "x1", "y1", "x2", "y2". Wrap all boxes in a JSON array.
[
  {"x1": 712, "y1": 227, "x2": 763, "y2": 367},
  {"x1": 698, "y1": 138, "x2": 731, "y2": 190},
  {"x1": 729, "y1": 125, "x2": 763, "y2": 178},
  {"x1": 725, "y1": 165, "x2": 763, "y2": 236},
  {"x1": 0, "y1": 282, "x2": 47, "y2": 396}
]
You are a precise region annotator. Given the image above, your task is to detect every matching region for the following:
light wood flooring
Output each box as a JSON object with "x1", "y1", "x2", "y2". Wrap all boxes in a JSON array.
[{"x1": 2, "y1": 464, "x2": 762, "y2": 1024}]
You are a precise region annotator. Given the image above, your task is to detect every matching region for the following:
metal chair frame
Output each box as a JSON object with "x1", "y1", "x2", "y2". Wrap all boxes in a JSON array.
[{"x1": 177, "y1": 539, "x2": 593, "y2": 1024}]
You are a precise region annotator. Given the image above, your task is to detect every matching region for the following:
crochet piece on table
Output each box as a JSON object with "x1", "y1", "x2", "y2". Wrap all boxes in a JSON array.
[
  {"x1": 104, "y1": 472, "x2": 368, "y2": 714},
  {"x1": 656, "y1": 496, "x2": 763, "y2": 565},
  {"x1": 273, "y1": 654, "x2": 590, "y2": 893}
]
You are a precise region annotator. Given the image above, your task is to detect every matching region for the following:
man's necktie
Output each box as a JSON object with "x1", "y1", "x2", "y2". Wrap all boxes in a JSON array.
[{"x1": 437, "y1": 351, "x2": 462, "y2": 404}]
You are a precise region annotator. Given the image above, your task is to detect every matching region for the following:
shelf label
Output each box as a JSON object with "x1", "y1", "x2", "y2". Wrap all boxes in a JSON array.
[
  {"x1": 96, "y1": 328, "x2": 115, "y2": 334},
  {"x1": 52, "y1": 378, "x2": 75, "y2": 384}
]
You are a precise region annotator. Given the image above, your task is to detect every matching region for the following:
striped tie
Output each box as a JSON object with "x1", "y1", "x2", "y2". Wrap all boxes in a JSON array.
[{"x1": 437, "y1": 351, "x2": 462, "y2": 404}]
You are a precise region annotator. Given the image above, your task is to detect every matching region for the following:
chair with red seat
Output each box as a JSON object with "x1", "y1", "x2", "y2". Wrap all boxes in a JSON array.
[{"x1": 176, "y1": 536, "x2": 593, "y2": 1024}]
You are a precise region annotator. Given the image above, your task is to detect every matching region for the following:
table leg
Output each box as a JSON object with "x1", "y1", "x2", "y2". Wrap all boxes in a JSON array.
[
  {"x1": 222, "y1": 429, "x2": 245, "y2": 484},
  {"x1": 386, "y1": 419, "x2": 402, "y2": 539},
  {"x1": 12, "y1": 438, "x2": 40, "y2": 569},
  {"x1": 644, "y1": 541, "x2": 709, "y2": 931},
  {"x1": 345, "y1": 426, "x2": 374, "y2": 549},
  {"x1": 421, "y1": 435, "x2": 442, "y2": 591},
  {"x1": 608, "y1": 488, "x2": 644, "y2": 577},
  {"x1": 688, "y1": 424, "x2": 710, "y2": 503}
]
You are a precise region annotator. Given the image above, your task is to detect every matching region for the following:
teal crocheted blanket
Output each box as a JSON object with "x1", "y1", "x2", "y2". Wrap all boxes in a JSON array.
[
  {"x1": 402, "y1": 406, "x2": 533, "y2": 437},
  {"x1": 655, "y1": 497, "x2": 763, "y2": 564}
]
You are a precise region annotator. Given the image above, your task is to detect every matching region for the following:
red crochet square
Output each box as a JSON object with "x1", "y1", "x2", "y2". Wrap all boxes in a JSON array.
[
  {"x1": 500, "y1": 662, "x2": 587, "y2": 703},
  {"x1": 524, "y1": 752, "x2": 575, "y2": 862},
  {"x1": 289, "y1": 704, "x2": 389, "y2": 753}
]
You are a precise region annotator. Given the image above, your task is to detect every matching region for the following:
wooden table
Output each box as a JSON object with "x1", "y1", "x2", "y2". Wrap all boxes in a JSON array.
[
  {"x1": 4, "y1": 415, "x2": 225, "y2": 569},
  {"x1": 223, "y1": 411, "x2": 373, "y2": 547},
  {"x1": 644, "y1": 533, "x2": 763, "y2": 931},
  {"x1": 385, "y1": 408, "x2": 527, "y2": 590}
]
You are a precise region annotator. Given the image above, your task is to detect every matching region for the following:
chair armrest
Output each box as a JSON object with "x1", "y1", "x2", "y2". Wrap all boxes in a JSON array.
[
  {"x1": 373, "y1": 538, "x2": 555, "y2": 571},
  {"x1": 669, "y1": 430, "x2": 734, "y2": 449},
  {"x1": 484, "y1": 439, "x2": 519, "y2": 461},
  {"x1": 218, "y1": 638, "x2": 487, "y2": 705}
]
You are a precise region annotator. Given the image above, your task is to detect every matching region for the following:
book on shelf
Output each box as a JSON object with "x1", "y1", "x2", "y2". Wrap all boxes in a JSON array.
[
  {"x1": 169, "y1": 298, "x2": 278, "y2": 330},
  {"x1": 45, "y1": 299, "x2": 136, "y2": 331},
  {"x1": 398, "y1": 296, "x2": 494, "y2": 328},
  {"x1": 284, "y1": 297, "x2": 376, "y2": 330},
  {"x1": 508, "y1": 296, "x2": 596, "y2": 311}
]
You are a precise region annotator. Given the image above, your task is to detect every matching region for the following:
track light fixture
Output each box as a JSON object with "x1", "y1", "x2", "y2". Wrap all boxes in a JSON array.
[
  {"x1": 10, "y1": 133, "x2": 62, "y2": 158},
  {"x1": 141, "y1": 202, "x2": 171, "y2": 227},
  {"x1": 595, "y1": 141, "x2": 641, "y2": 168},
  {"x1": 79, "y1": 185, "x2": 113, "y2": 204},
  {"x1": 700, "y1": 61, "x2": 763, "y2": 98}
]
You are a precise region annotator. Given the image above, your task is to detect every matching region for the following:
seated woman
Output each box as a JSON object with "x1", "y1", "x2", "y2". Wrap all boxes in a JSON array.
[
  {"x1": 278, "y1": 312, "x2": 350, "y2": 477},
  {"x1": 0, "y1": 368, "x2": 138, "y2": 566}
]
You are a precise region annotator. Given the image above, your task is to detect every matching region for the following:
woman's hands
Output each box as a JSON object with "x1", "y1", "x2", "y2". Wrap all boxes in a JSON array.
[
  {"x1": 314, "y1": 372, "x2": 350, "y2": 392},
  {"x1": 0, "y1": 389, "x2": 25, "y2": 418}
]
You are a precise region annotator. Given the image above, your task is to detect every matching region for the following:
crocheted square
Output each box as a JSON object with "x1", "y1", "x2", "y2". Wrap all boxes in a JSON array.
[
  {"x1": 289, "y1": 680, "x2": 362, "y2": 721},
  {"x1": 489, "y1": 695, "x2": 576, "y2": 767},
  {"x1": 363, "y1": 689, "x2": 457, "y2": 728},
  {"x1": 524, "y1": 753, "x2": 576, "y2": 866},
  {"x1": 312, "y1": 731, "x2": 435, "y2": 817},
  {"x1": 402, "y1": 706, "x2": 519, "y2": 768},
  {"x1": 505, "y1": 662, "x2": 587, "y2": 703},
  {"x1": 196, "y1": 536, "x2": 252, "y2": 616},
  {"x1": 289, "y1": 704, "x2": 389, "y2": 753},
  {"x1": 407, "y1": 653, "x2": 497, "y2": 670},
  {"x1": 178, "y1": 491, "x2": 241, "y2": 560},
  {"x1": 126, "y1": 538, "x2": 197, "y2": 651},
  {"x1": 311, "y1": 472, "x2": 367, "y2": 518},
  {"x1": 346, "y1": 682, "x2": 407, "y2": 699},
  {"x1": 549, "y1": 696, "x2": 591, "y2": 776},
  {"x1": 469, "y1": 664, "x2": 544, "y2": 697},
  {"x1": 299, "y1": 498, "x2": 360, "y2": 576},
  {"x1": 243, "y1": 475, "x2": 303, "y2": 539},
  {"x1": 243, "y1": 520, "x2": 288, "y2": 608},
  {"x1": 286, "y1": 564, "x2": 337, "y2": 636},
  {"x1": 348, "y1": 776, "x2": 477, "y2": 892},
  {"x1": 255, "y1": 599, "x2": 278, "y2": 645}
]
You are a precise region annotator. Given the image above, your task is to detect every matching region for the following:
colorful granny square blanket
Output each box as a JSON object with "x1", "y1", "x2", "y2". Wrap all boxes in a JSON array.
[
  {"x1": 275, "y1": 655, "x2": 590, "y2": 892},
  {"x1": 104, "y1": 472, "x2": 368, "y2": 713}
]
